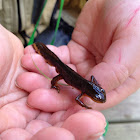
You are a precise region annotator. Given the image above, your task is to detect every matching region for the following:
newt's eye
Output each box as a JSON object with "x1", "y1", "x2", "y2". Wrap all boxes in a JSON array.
[{"x1": 101, "y1": 89, "x2": 105, "y2": 93}]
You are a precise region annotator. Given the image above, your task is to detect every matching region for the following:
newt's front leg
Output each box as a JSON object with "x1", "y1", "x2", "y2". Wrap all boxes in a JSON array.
[
  {"x1": 91, "y1": 75, "x2": 100, "y2": 86},
  {"x1": 51, "y1": 74, "x2": 63, "y2": 93},
  {"x1": 75, "y1": 93, "x2": 92, "y2": 109}
]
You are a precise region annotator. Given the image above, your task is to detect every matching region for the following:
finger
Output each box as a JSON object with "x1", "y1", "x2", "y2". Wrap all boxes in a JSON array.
[
  {"x1": 24, "y1": 45, "x2": 35, "y2": 54},
  {"x1": 0, "y1": 128, "x2": 31, "y2": 140},
  {"x1": 84, "y1": 64, "x2": 140, "y2": 111},
  {"x1": 30, "y1": 127, "x2": 75, "y2": 140},
  {"x1": 21, "y1": 53, "x2": 76, "y2": 78},
  {"x1": 47, "y1": 45, "x2": 70, "y2": 64},
  {"x1": 26, "y1": 120, "x2": 51, "y2": 135},
  {"x1": 27, "y1": 88, "x2": 79, "y2": 112},
  {"x1": 21, "y1": 53, "x2": 52, "y2": 77},
  {"x1": 16, "y1": 72, "x2": 51, "y2": 92},
  {"x1": 48, "y1": 105, "x2": 83, "y2": 126},
  {"x1": 17, "y1": 62, "x2": 77, "y2": 93},
  {"x1": 93, "y1": 64, "x2": 140, "y2": 110},
  {"x1": 62, "y1": 110, "x2": 106, "y2": 140},
  {"x1": 24, "y1": 45, "x2": 70, "y2": 64}
]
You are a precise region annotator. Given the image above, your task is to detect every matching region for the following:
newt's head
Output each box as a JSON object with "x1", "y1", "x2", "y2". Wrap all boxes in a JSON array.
[{"x1": 87, "y1": 82, "x2": 106, "y2": 103}]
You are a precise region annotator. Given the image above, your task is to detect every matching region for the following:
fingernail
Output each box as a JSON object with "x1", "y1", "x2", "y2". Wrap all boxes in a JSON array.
[
  {"x1": 20, "y1": 56, "x2": 27, "y2": 69},
  {"x1": 104, "y1": 121, "x2": 107, "y2": 128},
  {"x1": 15, "y1": 81, "x2": 23, "y2": 90},
  {"x1": 88, "y1": 130, "x2": 105, "y2": 140},
  {"x1": 26, "y1": 102, "x2": 35, "y2": 109},
  {"x1": 93, "y1": 130, "x2": 105, "y2": 137}
]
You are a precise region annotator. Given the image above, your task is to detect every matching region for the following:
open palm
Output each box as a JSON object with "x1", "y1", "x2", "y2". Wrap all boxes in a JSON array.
[{"x1": 0, "y1": 25, "x2": 105, "y2": 140}]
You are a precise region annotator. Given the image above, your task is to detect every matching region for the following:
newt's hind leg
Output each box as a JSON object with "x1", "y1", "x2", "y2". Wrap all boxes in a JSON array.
[
  {"x1": 75, "y1": 93, "x2": 92, "y2": 109},
  {"x1": 51, "y1": 74, "x2": 63, "y2": 93}
]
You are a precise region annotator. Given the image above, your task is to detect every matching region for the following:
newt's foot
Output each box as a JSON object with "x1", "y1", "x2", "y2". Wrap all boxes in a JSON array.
[
  {"x1": 75, "y1": 93, "x2": 92, "y2": 109},
  {"x1": 51, "y1": 85, "x2": 60, "y2": 93}
]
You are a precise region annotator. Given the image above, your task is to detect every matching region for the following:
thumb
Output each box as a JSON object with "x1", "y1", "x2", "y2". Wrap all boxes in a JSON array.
[{"x1": 88, "y1": 37, "x2": 140, "y2": 109}]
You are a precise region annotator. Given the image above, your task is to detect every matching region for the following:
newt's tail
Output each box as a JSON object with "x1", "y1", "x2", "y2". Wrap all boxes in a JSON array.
[{"x1": 32, "y1": 42, "x2": 61, "y2": 66}]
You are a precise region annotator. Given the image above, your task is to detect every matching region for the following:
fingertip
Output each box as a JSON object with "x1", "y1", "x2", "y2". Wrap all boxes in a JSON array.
[
  {"x1": 79, "y1": 109, "x2": 106, "y2": 123},
  {"x1": 21, "y1": 52, "x2": 51, "y2": 76},
  {"x1": 24, "y1": 45, "x2": 34, "y2": 54},
  {"x1": 16, "y1": 72, "x2": 50, "y2": 92},
  {"x1": 27, "y1": 89, "x2": 61, "y2": 112},
  {"x1": 62, "y1": 110, "x2": 106, "y2": 140},
  {"x1": 27, "y1": 88, "x2": 73, "y2": 112},
  {"x1": 47, "y1": 45, "x2": 70, "y2": 64}
]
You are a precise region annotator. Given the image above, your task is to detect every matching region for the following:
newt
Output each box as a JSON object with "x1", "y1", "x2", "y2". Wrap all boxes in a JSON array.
[{"x1": 32, "y1": 42, "x2": 106, "y2": 109}]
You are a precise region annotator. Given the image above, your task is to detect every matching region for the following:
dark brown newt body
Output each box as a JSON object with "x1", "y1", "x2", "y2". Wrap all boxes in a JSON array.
[{"x1": 32, "y1": 42, "x2": 106, "y2": 109}]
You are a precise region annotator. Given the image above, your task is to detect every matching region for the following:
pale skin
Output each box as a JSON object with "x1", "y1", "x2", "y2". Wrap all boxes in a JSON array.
[{"x1": 1, "y1": 0, "x2": 140, "y2": 139}]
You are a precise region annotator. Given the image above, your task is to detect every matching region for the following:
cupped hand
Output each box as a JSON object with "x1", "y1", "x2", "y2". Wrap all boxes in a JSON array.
[
  {"x1": 19, "y1": 0, "x2": 140, "y2": 112},
  {"x1": 68, "y1": 0, "x2": 140, "y2": 109},
  {"x1": 0, "y1": 25, "x2": 106, "y2": 140}
]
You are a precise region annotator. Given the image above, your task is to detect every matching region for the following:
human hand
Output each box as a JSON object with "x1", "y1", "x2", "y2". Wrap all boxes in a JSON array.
[
  {"x1": 67, "y1": 0, "x2": 140, "y2": 109},
  {"x1": 23, "y1": 0, "x2": 140, "y2": 111},
  {"x1": 0, "y1": 25, "x2": 106, "y2": 140},
  {"x1": 13, "y1": 0, "x2": 140, "y2": 138}
]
